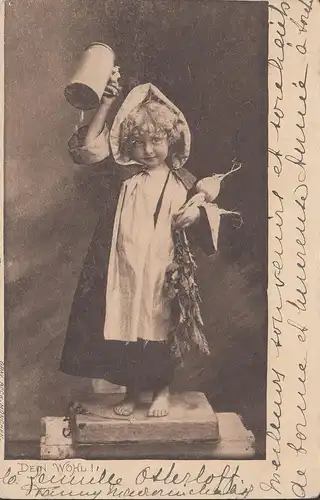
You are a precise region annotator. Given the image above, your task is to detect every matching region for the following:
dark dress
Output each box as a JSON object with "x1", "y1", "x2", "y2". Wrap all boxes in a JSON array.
[{"x1": 59, "y1": 167, "x2": 214, "y2": 389}]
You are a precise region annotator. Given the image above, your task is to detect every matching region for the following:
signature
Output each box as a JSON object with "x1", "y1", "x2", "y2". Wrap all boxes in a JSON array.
[
  {"x1": 134, "y1": 464, "x2": 254, "y2": 498},
  {"x1": 0, "y1": 464, "x2": 254, "y2": 499}
]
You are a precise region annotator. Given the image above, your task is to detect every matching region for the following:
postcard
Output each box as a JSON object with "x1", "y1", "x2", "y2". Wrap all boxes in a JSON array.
[{"x1": 0, "y1": 0, "x2": 319, "y2": 498}]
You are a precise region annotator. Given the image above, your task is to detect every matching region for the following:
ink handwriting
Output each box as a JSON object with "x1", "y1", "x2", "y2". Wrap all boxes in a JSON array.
[
  {"x1": 285, "y1": 65, "x2": 308, "y2": 183},
  {"x1": 0, "y1": 464, "x2": 254, "y2": 498},
  {"x1": 287, "y1": 357, "x2": 307, "y2": 457},
  {"x1": 269, "y1": 2, "x2": 291, "y2": 141},
  {"x1": 260, "y1": 369, "x2": 285, "y2": 495},
  {"x1": 270, "y1": 190, "x2": 285, "y2": 357},
  {"x1": 290, "y1": 0, "x2": 314, "y2": 36},
  {"x1": 286, "y1": 183, "x2": 308, "y2": 314},
  {"x1": 135, "y1": 463, "x2": 254, "y2": 497},
  {"x1": 264, "y1": 0, "x2": 313, "y2": 496}
]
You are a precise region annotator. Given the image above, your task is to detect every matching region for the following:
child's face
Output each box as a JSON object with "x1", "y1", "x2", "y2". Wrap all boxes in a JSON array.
[{"x1": 130, "y1": 130, "x2": 169, "y2": 168}]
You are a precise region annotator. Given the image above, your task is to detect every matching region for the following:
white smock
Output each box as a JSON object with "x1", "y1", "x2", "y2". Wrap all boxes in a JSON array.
[
  {"x1": 68, "y1": 83, "x2": 219, "y2": 343},
  {"x1": 103, "y1": 165, "x2": 187, "y2": 341}
]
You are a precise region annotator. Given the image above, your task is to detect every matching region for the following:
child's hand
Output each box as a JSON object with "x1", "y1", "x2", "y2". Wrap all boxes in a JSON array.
[
  {"x1": 103, "y1": 66, "x2": 122, "y2": 99},
  {"x1": 173, "y1": 204, "x2": 200, "y2": 230}
]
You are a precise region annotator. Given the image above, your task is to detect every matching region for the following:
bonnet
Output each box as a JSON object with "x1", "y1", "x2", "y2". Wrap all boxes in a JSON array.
[{"x1": 109, "y1": 83, "x2": 191, "y2": 169}]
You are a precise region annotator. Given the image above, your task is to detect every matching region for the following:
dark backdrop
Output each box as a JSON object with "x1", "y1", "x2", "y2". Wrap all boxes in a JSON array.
[{"x1": 4, "y1": 0, "x2": 268, "y2": 457}]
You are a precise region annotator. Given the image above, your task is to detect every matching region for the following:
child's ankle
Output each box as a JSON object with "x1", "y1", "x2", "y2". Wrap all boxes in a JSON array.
[
  {"x1": 126, "y1": 385, "x2": 140, "y2": 400},
  {"x1": 153, "y1": 385, "x2": 169, "y2": 396}
]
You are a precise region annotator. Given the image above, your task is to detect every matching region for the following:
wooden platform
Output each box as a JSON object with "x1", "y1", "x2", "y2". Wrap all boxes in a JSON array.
[
  {"x1": 40, "y1": 392, "x2": 255, "y2": 460},
  {"x1": 75, "y1": 391, "x2": 219, "y2": 444}
]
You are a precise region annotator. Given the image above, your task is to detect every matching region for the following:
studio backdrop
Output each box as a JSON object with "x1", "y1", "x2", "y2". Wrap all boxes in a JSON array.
[{"x1": 4, "y1": 0, "x2": 268, "y2": 457}]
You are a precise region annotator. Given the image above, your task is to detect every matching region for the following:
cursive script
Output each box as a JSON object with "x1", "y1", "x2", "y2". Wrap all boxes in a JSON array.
[
  {"x1": 0, "y1": 464, "x2": 254, "y2": 499},
  {"x1": 284, "y1": 65, "x2": 308, "y2": 184},
  {"x1": 260, "y1": 369, "x2": 285, "y2": 495},
  {"x1": 287, "y1": 356, "x2": 307, "y2": 457},
  {"x1": 134, "y1": 464, "x2": 254, "y2": 498},
  {"x1": 263, "y1": 0, "x2": 315, "y2": 496},
  {"x1": 270, "y1": 190, "x2": 285, "y2": 357},
  {"x1": 286, "y1": 182, "x2": 308, "y2": 314},
  {"x1": 269, "y1": 2, "x2": 291, "y2": 142}
]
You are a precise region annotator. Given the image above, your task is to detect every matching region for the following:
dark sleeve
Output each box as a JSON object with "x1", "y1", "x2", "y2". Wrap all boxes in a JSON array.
[{"x1": 68, "y1": 124, "x2": 111, "y2": 165}]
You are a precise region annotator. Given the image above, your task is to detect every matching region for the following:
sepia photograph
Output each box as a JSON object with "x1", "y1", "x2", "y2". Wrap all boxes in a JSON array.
[{"x1": 4, "y1": 0, "x2": 268, "y2": 461}]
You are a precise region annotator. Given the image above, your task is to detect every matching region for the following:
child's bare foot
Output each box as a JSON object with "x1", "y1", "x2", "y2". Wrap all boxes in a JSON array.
[
  {"x1": 147, "y1": 386, "x2": 170, "y2": 417},
  {"x1": 113, "y1": 388, "x2": 138, "y2": 416}
]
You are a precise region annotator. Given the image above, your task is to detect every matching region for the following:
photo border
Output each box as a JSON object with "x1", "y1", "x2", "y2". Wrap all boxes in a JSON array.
[{"x1": 0, "y1": 0, "x2": 319, "y2": 498}]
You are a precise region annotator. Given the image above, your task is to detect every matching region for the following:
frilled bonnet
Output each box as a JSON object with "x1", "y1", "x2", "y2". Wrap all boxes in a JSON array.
[{"x1": 109, "y1": 83, "x2": 191, "y2": 169}]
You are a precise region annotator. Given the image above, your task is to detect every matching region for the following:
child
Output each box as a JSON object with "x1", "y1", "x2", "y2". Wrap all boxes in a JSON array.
[{"x1": 60, "y1": 74, "x2": 215, "y2": 417}]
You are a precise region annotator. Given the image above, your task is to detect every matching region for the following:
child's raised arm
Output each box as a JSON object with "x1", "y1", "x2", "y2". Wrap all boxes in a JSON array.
[
  {"x1": 83, "y1": 96, "x2": 115, "y2": 147},
  {"x1": 68, "y1": 68, "x2": 121, "y2": 166}
]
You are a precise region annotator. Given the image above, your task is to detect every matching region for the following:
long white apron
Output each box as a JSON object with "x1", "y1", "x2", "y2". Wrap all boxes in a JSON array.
[{"x1": 103, "y1": 166, "x2": 187, "y2": 342}]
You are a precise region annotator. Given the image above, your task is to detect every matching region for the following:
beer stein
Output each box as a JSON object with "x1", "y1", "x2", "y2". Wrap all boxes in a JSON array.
[{"x1": 64, "y1": 43, "x2": 115, "y2": 110}]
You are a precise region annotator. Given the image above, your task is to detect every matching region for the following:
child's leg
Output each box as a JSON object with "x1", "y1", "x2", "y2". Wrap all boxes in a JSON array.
[
  {"x1": 147, "y1": 384, "x2": 170, "y2": 417},
  {"x1": 103, "y1": 341, "x2": 141, "y2": 416},
  {"x1": 113, "y1": 385, "x2": 140, "y2": 416},
  {"x1": 146, "y1": 342, "x2": 175, "y2": 418},
  {"x1": 110, "y1": 340, "x2": 174, "y2": 417}
]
